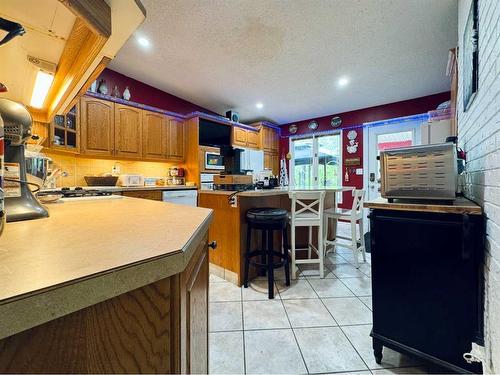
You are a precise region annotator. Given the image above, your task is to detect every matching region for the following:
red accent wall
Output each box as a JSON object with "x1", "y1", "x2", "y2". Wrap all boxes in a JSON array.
[
  {"x1": 96, "y1": 68, "x2": 219, "y2": 116},
  {"x1": 279, "y1": 92, "x2": 450, "y2": 208}
]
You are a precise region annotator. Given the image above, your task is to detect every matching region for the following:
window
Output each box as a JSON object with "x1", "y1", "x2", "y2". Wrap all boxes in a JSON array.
[{"x1": 290, "y1": 132, "x2": 342, "y2": 187}]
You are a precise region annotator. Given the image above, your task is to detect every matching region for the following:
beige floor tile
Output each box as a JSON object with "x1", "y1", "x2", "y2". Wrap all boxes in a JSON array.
[
  {"x1": 308, "y1": 278, "x2": 355, "y2": 298},
  {"x1": 209, "y1": 273, "x2": 226, "y2": 283},
  {"x1": 294, "y1": 327, "x2": 368, "y2": 373},
  {"x1": 359, "y1": 296, "x2": 372, "y2": 310},
  {"x1": 242, "y1": 279, "x2": 279, "y2": 300},
  {"x1": 209, "y1": 331, "x2": 245, "y2": 374},
  {"x1": 244, "y1": 329, "x2": 307, "y2": 374},
  {"x1": 330, "y1": 263, "x2": 367, "y2": 278},
  {"x1": 283, "y1": 299, "x2": 336, "y2": 328},
  {"x1": 243, "y1": 300, "x2": 290, "y2": 330},
  {"x1": 210, "y1": 281, "x2": 242, "y2": 302},
  {"x1": 341, "y1": 324, "x2": 423, "y2": 369},
  {"x1": 341, "y1": 276, "x2": 372, "y2": 296},
  {"x1": 276, "y1": 279, "x2": 318, "y2": 299},
  {"x1": 209, "y1": 302, "x2": 243, "y2": 332},
  {"x1": 322, "y1": 297, "x2": 372, "y2": 325}
]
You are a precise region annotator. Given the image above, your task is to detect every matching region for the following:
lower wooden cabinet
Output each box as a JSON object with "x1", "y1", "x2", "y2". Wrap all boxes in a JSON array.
[
  {"x1": 0, "y1": 233, "x2": 210, "y2": 374},
  {"x1": 122, "y1": 190, "x2": 163, "y2": 201}
]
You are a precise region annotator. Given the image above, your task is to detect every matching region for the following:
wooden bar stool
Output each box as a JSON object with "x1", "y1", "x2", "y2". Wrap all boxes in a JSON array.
[
  {"x1": 324, "y1": 189, "x2": 366, "y2": 268},
  {"x1": 243, "y1": 208, "x2": 290, "y2": 299},
  {"x1": 288, "y1": 190, "x2": 326, "y2": 279}
]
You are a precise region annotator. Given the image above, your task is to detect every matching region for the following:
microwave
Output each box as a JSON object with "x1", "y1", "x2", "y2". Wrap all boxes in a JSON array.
[{"x1": 205, "y1": 151, "x2": 224, "y2": 170}]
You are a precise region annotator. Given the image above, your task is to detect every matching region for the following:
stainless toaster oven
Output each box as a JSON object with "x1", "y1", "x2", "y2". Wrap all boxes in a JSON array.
[{"x1": 380, "y1": 142, "x2": 457, "y2": 201}]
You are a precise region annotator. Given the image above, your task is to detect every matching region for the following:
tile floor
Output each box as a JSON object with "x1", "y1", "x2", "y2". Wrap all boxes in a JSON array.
[{"x1": 209, "y1": 225, "x2": 430, "y2": 374}]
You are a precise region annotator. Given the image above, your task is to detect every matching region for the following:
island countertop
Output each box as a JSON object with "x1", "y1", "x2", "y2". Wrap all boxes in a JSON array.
[{"x1": 0, "y1": 197, "x2": 213, "y2": 339}]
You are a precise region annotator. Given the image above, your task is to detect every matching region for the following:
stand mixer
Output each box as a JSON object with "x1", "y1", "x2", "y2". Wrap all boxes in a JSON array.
[{"x1": 0, "y1": 98, "x2": 48, "y2": 222}]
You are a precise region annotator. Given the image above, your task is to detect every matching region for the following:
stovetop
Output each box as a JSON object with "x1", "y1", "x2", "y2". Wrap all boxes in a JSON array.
[{"x1": 38, "y1": 187, "x2": 114, "y2": 198}]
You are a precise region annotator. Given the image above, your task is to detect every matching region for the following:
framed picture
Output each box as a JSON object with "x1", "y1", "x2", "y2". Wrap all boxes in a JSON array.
[{"x1": 463, "y1": 0, "x2": 479, "y2": 111}]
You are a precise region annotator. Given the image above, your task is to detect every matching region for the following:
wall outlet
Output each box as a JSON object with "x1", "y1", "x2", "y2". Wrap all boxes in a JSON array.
[{"x1": 229, "y1": 196, "x2": 238, "y2": 208}]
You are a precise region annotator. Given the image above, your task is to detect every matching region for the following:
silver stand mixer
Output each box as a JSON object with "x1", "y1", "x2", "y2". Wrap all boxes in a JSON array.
[{"x1": 0, "y1": 98, "x2": 48, "y2": 222}]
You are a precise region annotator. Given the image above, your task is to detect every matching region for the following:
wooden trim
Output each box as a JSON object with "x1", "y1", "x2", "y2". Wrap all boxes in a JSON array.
[
  {"x1": 45, "y1": 18, "x2": 108, "y2": 120},
  {"x1": 58, "y1": 0, "x2": 111, "y2": 37}
]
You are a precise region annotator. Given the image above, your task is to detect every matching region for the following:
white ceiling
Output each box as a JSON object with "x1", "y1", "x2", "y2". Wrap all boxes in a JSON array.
[{"x1": 110, "y1": 0, "x2": 457, "y2": 124}]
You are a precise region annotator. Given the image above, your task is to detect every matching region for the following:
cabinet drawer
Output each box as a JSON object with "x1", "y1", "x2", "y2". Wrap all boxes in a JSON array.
[{"x1": 122, "y1": 190, "x2": 162, "y2": 201}]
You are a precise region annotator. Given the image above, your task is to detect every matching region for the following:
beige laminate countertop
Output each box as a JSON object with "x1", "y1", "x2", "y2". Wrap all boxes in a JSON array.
[
  {"x1": 0, "y1": 197, "x2": 213, "y2": 339},
  {"x1": 365, "y1": 197, "x2": 482, "y2": 215},
  {"x1": 199, "y1": 186, "x2": 354, "y2": 197}
]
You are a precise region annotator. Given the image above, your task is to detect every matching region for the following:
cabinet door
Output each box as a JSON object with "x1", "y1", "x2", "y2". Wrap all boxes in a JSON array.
[
  {"x1": 246, "y1": 130, "x2": 260, "y2": 149},
  {"x1": 166, "y1": 117, "x2": 185, "y2": 161},
  {"x1": 264, "y1": 151, "x2": 279, "y2": 175},
  {"x1": 80, "y1": 96, "x2": 114, "y2": 156},
  {"x1": 180, "y1": 234, "x2": 209, "y2": 374},
  {"x1": 115, "y1": 104, "x2": 142, "y2": 159},
  {"x1": 142, "y1": 111, "x2": 166, "y2": 159},
  {"x1": 232, "y1": 127, "x2": 247, "y2": 147}
]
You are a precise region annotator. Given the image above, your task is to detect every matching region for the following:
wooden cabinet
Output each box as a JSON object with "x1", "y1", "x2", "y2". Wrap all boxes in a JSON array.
[
  {"x1": 114, "y1": 104, "x2": 142, "y2": 159},
  {"x1": 178, "y1": 233, "x2": 209, "y2": 374},
  {"x1": 166, "y1": 117, "x2": 185, "y2": 161},
  {"x1": 246, "y1": 130, "x2": 260, "y2": 148},
  {"x1": 264, "y1": 151, "x2": 279, "y2": 175},
  {"x1": 121, "y1": 190, "x2": 162, "y2": 201},
  {"x1": 142, "y1": 111, "x2": 166, "y2": 159},
  {"x1": 261, "y1": 125, "x2": 279, "y2": 153},
  {"x1": 80, "y1": 96, "x2": 114, "y2": 156},
  {"x1": 50, "y1": 102, "x2": 79, "y2": 153},
  {"x1": 232, "y1": 127, "x2": 247, "y2": 147},
  {"x1": 232, "y1": 126, "x2": 260, "y2": 149}
]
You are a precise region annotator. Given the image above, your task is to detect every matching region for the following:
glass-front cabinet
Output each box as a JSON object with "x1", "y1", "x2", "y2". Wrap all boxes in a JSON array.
[{"x1": 50, "y1": 102, "x2": 79, "y2": 152}]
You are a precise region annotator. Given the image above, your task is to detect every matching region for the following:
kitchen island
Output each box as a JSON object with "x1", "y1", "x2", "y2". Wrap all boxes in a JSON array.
[
  {"x1": 199, "y1": 186, "x2": 352, "y2": 285},
  {"x1": 0, "y1": 197, "x2": 213, "y2": 373}
]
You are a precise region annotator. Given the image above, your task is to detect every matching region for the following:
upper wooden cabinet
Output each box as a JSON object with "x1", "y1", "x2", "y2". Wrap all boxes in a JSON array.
[
  {"x1": 114, "y1": 104, "x2": 143, "y2": 159},
  {"x1": 80, "y1": 96, "x2": 115, "y2": 156},
  {"x1": 260, "y1": 125, "x2": 279, "y2": 153},
  {"x1": 142, "y1": 111, "x2": 167, "y2": 160},
  {"x1": 166, "y1": 117, "x2": 185, "y2": 161},
  {"x1": 79, "y1": 96, "x2": 184, "y2": 162},
  {"x1": 232, "y1": 126, "x2": 260, "y2": 149}
]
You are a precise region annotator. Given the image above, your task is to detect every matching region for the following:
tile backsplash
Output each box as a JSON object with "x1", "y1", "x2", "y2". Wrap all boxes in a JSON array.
[{"x1": 45, "y1": 151, "x2": 183, "y2": 187}]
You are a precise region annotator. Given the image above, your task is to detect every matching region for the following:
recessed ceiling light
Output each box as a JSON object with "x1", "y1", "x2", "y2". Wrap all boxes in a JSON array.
[
  {"x1": 338, "y1": 77, "x2": 349, "y2": 87},
  {"x1": 256, "y1": 102, "x2": 264, "y2": 109},
  {"x1": 137, "y1": 36, "x2": 151, "y2": 48}
]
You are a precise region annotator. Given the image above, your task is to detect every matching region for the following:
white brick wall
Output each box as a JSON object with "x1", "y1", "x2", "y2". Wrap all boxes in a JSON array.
[{"x1": 457, "y1": 1, "x2": 500, "y2": 373}]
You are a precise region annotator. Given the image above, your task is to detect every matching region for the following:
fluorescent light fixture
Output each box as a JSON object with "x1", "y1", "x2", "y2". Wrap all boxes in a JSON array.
[
  {"x1": 137, "y1": 36, "x2": 151, "y2": 48},
  {"x1": 30, "y1": 70, "x2": 54, "y2": 108},
  {"x1": 256, "y1": 102, "x2": 264, "y2": 109},
  {"x1": 338, "y1": 77, "x2": 349, "y2": 87}
]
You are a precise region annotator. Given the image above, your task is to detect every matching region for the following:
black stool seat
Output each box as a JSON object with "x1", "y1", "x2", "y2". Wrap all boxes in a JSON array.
[
  {"x1": 244, "y1": 207, "x2": 290, "y2": 299},
  {"x1": 246, "y1": 208, "x2": 288, "y2": 224}
]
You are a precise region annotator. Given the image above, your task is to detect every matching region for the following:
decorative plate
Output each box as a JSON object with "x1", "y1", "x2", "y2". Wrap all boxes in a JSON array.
[
  {"x1": 347, "y1": 130, "x2": 358, "y2": 140},
  {"x1": 289, "y1": 124, "x2": 298, "y2": 134},
  {"x1": 331, "y1": 116, "x2": 342, "y2": 128},
  {"x1": 308, "y1": 120, "x2": 319, "y2": 130}
]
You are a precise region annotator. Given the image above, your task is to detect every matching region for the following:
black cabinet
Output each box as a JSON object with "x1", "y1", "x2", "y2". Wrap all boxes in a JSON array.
[{"x1": 369, "y1": 209, "x2": 484, "y2": 373}]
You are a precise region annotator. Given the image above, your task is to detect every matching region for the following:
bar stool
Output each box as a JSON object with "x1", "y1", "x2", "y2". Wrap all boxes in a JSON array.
[
  {"x1": 243, "y1": 207, "x2": 290, "y2": 299},
  {"x1": 288, "y1": 191, "x2": 326, "y2": 279},
  {"x1": 324, "y1": 189, "x2": 366, "y2": 268}
]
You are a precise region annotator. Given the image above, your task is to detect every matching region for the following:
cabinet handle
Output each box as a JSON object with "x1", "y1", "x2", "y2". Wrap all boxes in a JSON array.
[{"x1": 208, "y1": 241, "x2": 217, "y2": 250}]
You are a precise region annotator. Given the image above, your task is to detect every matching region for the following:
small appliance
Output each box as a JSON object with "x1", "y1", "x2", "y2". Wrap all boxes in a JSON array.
[
  {"x1": 225, "y1": 110, "x2": 240, "y2": 123},
  {"x1": 204, "y1": 150, "x2": 224, "y2": 170},
  {"x1": 380, "y1": 142, "x2": 457, "y2": 202},
  {"x1": 118, "y1": 174, "x2": 144, "y2": 187},
  {"x1": 200, "y1": 173, "x2": 215, "y2": 190},
  {"x1": 1, "y1": 98, "x2": 48, "y2": 222}
]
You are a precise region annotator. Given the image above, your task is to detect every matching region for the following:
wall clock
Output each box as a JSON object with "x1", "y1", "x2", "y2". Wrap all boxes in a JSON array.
[
  {"x1": 331, "y1": 116, "x2": 342, "y2": 128},
  {"x1": 308, "y1": 120, "x2": 319, "y2": 130},
  {"x1": 289, "y1": 124, "x2": 298, "y2": 134}
]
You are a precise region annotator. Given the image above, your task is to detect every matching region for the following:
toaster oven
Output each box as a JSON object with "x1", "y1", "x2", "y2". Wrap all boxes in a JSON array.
[{"x1": 380, "y1": 143, "x2": 457, "y2": 201}]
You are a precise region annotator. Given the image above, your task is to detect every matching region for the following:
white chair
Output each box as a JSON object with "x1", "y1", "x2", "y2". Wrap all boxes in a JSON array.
[
  {"x1": 288, "y1": 190, "x2": 326, "y2": 279},
  {"x1": 324, "y1": 189, "x2": 366, "y2": 268}
]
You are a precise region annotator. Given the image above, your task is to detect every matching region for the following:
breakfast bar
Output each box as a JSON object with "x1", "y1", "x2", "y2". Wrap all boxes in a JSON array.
[{"x1": 199, "y1": 186, "x2": 353, "y2": 285}]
